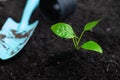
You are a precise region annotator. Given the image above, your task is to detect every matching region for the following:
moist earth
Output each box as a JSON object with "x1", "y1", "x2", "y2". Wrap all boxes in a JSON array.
[{"x1": 0, "y1": 0, "x2": 120, "y2": 80}]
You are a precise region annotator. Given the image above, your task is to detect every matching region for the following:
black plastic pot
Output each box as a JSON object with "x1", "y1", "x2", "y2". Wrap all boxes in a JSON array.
[{"x1": 39, "y1": 0, "x2": 77, "y2": 21}]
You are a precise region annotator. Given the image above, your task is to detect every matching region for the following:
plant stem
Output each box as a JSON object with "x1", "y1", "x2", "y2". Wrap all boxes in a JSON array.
[
  {"x1": 75, "y1": 37, "x2": 80, "y2": 49},
  {"x1": 77, "y1": 30, "x2": 85, "y2": 47},
  {"x1": 72, "y1": 30, "x2": 86, "y2": 50},
  {"x1": 72, "y1": 38, "x2": 77, "y2": 49}
]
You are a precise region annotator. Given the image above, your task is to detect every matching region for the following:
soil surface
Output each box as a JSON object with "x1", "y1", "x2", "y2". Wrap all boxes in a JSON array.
[{"x1": 0, "y1": 0, "x2": 120, "y2": 80}]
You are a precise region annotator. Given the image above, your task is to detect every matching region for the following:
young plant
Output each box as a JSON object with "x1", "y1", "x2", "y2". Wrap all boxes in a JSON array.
[{"x1": 51, "y1": 20, "x2": 103, "y2": 54}]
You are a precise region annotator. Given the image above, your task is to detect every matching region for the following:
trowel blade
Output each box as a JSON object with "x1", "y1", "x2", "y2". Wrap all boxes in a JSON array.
[{"x1": 0, "y1": 18, "x2": 39, "y2": 60}]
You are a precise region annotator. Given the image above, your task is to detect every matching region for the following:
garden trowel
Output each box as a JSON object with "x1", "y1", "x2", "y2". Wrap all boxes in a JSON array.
[{"x1": 0, "y1": 0, "x2": 40, "y2": 60}]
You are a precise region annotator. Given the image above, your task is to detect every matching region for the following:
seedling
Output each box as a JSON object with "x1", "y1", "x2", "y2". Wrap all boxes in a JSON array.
[{"x1": 51, "y1": 20, "x2": 103, "y2": 54}]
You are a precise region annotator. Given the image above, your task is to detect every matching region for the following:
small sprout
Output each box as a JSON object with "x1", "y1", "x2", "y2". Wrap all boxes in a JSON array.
[{"x1": 51, "y1": 20, "x2": 103, "y2": 54}]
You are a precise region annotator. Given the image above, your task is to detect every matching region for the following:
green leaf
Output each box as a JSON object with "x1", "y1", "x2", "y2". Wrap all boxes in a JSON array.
[
  {"x1": 51, "y1": 23, "x2": 75, "y2": 39},
  {"x1": 84, "y1": 20, "x2": 101, "y2": 31},
  {"x1": 81, "y1": 41, "x2": 103, "y2": 54}
]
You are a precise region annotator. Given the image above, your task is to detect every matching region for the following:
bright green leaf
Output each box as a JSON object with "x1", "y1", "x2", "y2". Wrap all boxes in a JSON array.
[
  {"x1": 81, "y1": 41, "x2": 103, "y2": 54},
  {"x1": 51, "y1": 23, "x2": 75, "y2": 39},
  {"x1": 84, "y1": 20, "x2": 101, "y2": 31}
]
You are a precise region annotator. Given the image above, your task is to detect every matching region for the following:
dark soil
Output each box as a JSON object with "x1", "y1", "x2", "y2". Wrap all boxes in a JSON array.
[{"x1": 0, "y1": 0, "x2": 120, "y2": 80}]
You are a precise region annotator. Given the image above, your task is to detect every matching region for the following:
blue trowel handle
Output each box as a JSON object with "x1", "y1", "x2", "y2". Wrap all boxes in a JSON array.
[{"x1": 18, "y1": 0, "x2": 40, "y2": 31}]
